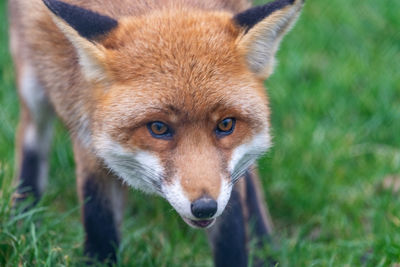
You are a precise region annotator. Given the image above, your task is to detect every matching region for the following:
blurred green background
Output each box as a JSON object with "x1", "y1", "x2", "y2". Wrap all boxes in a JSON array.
[{"x1": 1, "y1": 0, "x2": 399, "y2": 266}]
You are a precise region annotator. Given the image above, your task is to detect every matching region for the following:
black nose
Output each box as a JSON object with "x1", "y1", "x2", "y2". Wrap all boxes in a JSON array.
[{"x1": 191, "y1": 197, "x2": 218, "y2": 219}]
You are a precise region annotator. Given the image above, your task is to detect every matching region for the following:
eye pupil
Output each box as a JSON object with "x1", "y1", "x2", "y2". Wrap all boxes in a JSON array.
[
  {"x1": 221, "y1": 120, "x2": 231, "y2": 130},
  {"x1": 147, "y1": 121, "x2": 172, "y2": 139},
  {"x1": 216, "y1": 118, "x2": 235, "y2": 136},
  {"x1": 151, "y1": 122, "x2": 166, "y2": 134}
]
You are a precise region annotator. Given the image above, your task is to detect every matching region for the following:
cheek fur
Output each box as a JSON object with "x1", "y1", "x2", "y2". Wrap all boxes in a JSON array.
[
  {"x1": 229, "y1": 129, "x2": 271, "y2": 182},
  {"x1": 93, "y1": 133, "x2": 165, "y2": 195}
]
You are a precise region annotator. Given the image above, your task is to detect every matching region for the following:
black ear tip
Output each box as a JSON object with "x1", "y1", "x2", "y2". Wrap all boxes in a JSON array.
[
  {"x1": 42, "y1": 0, "x2": 73, "y2": 19},
  {"x1": 234, "y1": 0, "x2": 303, "y2": 31},
  {"x1": 42, "y1": 0, "x2": 62, "y2": 14},
  {"x1": 42, "y1": 0, "x2": 118, "y2": 41},
  {"x1": 42, "y1": 0, "x2": 57, "y2": 14}
]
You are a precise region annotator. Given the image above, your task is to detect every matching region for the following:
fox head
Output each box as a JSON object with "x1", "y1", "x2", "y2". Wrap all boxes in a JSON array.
[{"x1": 43, "y1": 0, "x2": 303, "y2": 228}]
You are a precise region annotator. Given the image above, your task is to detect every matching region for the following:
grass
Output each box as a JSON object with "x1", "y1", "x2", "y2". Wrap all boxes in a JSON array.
[{"x1": 1, "y1": 0, "x2": 400, "y2": 266}]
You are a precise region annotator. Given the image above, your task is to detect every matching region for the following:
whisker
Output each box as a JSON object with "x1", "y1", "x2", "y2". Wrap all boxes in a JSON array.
[{"x1": 229, "y1": 152, "x2": 262, "y2": 186}]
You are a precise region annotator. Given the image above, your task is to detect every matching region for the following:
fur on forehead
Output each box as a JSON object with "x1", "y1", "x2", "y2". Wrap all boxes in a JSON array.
[
  {"x1": 91, "y1": 9, "x2": 270, "y2": 121},
  {"x1": 94, "y1": 73, "x2": 269, "y2": 130},
  {"x1": 99, "y1": 9, "x2": 244, "y2": 82},
  {"x1": 85, "y1": 8, "x2": 273, "y2": 138}
]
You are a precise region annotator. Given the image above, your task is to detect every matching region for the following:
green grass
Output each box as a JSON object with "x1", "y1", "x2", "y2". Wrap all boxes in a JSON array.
[{"x1": 1, "y1": 0, "x2": 400, "y2": 266}]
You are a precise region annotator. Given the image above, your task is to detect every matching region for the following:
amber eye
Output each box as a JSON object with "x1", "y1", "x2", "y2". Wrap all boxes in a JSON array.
[
  {"x1": 147, "y1": 121, "x2": 173, "y2": 139},
  {"x1": 215, "y1": 118, "x2": 236, "y2": 137}
]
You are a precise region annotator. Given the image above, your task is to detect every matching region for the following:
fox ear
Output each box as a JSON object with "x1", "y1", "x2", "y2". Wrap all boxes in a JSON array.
[
  {"x1": 43, "y1": 0, "x2": 118, "y2": 82},
  {"x1": 234, "y1": 0, "x2": 304, "y2": 79}
]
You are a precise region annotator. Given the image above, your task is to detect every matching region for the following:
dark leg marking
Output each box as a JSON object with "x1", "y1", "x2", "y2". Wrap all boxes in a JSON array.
[
  {"x1": 16, "y1": 148, "x2": 40, "y2": 205},
  {"x1": 83, "y1": 177, "x2": 119, "y2": 264},
  {"x1": 245, "y1": 171, "x2": 271, "y2": 241},
  {"x1": 245, "y1": 171, "x2": 276, "y2": 267},
  {"x1": 210, "y1": 189, "x2": 248, "y2": 267}
]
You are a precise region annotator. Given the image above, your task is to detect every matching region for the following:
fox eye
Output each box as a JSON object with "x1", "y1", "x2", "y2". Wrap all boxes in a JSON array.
[
  {"x1": 215, "y1": 118, "x2": 235, "y2": 137},
  {"x1": 147, "y1": 121, "x2": 173, "y2": 139}
]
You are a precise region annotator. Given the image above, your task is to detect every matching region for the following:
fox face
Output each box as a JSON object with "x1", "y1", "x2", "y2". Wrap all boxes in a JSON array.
[{"x1": 43, "y1": 0, "x2": 303, "y2": 228}]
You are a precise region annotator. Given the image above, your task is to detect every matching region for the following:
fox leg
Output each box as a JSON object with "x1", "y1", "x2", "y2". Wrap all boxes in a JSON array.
[
  {"x1": 14, "y1": 64, "x2": 54, "y2": 205},
  {"x1": 207, "y1": 168, "x2": 274, "y2": 267},
  {"x1": 73, "y1": 141, "x2": 126, "y2": 263},
  {"x1": 207, "y1": 186, "x2": 248, "y2": 267},
  {"x1": 243, "y1": 169, "x2": 275, "y2": 266}
]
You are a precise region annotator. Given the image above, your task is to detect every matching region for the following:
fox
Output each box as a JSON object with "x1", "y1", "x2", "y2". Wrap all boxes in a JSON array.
[{"x1": 8, "y1": 0, "x2": 303, "y2": 265}]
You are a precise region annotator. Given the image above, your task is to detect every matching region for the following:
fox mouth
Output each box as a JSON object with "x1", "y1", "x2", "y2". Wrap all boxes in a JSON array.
[{"x1": 182, "y1": 217, "x2": 216, "y2": 229}]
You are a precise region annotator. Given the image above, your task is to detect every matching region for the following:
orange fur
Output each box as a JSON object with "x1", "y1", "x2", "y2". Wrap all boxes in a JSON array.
[
  {"x1": 10, "y1": 0, "x2": 274, "y2": 211},
  {"x1": 10, "y1": 0, "x2": 304, "y2": 222},
  {"x1": 9, "y1": 0, "x2": 304, "y2": 261}
]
